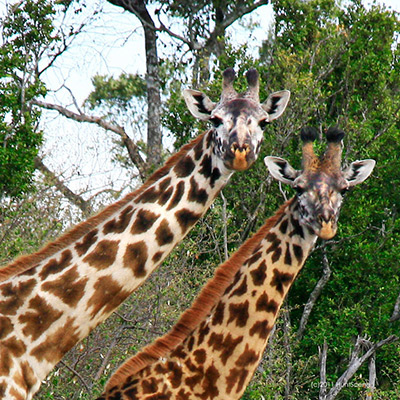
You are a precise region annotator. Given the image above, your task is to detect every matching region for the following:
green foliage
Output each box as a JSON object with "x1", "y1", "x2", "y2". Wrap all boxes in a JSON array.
[{"x1": 0, "y1": 0, "x2": 58, "y2": 197}]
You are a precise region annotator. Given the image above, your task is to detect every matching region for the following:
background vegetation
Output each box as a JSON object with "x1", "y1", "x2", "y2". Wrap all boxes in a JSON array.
[{"x1": 0, "y1": 0, "x2": 399, "y2": 399}]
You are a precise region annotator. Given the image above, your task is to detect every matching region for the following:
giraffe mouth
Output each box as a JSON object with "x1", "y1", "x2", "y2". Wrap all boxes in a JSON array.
[
  {"x1": 229, "y1": 143, "x2": 253, "y2": 171},
  {"x1": 318, "y1": 221, "x2": 337, "y2": 240}
]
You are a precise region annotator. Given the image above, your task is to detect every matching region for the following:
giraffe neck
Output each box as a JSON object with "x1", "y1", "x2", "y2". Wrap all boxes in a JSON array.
[
  {"x1": 100, "y1": 197, "x2": 318, "y2": 400},
  {"x1": 0, "y1": 130, "x2": 235, "y2": 400}
]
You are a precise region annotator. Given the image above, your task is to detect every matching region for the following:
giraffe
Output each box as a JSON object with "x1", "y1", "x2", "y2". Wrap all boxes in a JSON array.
[
  {"x1": 97, "y1": 126, "x2": 375, "y2": 400},
  {"x1": 0, "y1": 68, "x2": 290, "y2": 400}
]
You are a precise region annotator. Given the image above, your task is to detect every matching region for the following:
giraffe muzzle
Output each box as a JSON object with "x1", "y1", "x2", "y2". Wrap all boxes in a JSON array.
[
  {"x1": 230, "y1": 142, "x2": 252, "y2": 171},
  {"x1": 318, "y1": 221, "x2": 337, "y2": 240}
]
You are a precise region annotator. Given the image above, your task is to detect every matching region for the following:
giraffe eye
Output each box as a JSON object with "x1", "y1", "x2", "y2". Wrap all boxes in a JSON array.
[
  {"x1": 340, "y1": 187, "x2": 348, "y2": 196},
  {"x1": 259, "y1": 119, "x2": 269, "y2": 130},
  {"x1": 294, "y1": 186, "x2": 305, "y2": 195},
  {"x1": 210, "y1": 116, "x2": 223, "y2": 127}
]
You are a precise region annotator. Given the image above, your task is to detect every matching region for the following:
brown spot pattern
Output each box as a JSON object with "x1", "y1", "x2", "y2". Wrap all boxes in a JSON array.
[
  {"x1": 229, "y1": 276, "x2": 248, "y2": 298},
  {"x1": 42, "y1": 266, "x2": 88, "y2": 307},
  {"x1": 227, "y1": 300, "x2": 249, "y2": 327},
  {"x1": 249, "y1": 320, "x2": 272, "y2": 339},
  {"x1": 174, "y1": 155, "x2": 195, "y2": 178},
  {"x1": 284, "y1": 243, "x2": 292, "y2": 266},
  {"x1": 207, "y1": 332, "x2": 243, "y2": 365},
  {"x1": 0, "y1": 279, "x2": 36, "y2": 316},
  {"x1": 256, "y1": 292, "x2": 279, "y2": 315},
  {"x1": 19, "y1": 295, "x2": 63, "y2": 341},
  {"x1": 0, "y1": 316, "x2": 13, "y2": 339},
  {"x1": 293, "y1": 244, "x2": 304, "y2": 264},
  {"x1": 155, "y1": 219, "x2": 174, "y2": 246},
  {"x1": 167, "y1": 181, "x2": 185, "y2": 211},
  {"x1": 271, "y1": 268, "x2": 294, "y2": 295},
  {"x1": 123, "y1": 241, "x2": 148, "y2": 277},
  {"x1": 131, "y1": 209, "x2": 160, "y2": 235},
  {"x1": 175, "y1": 209, "x2": 201, "y2": 233},
  {"x1": 201, "y1": 364, "x2": 220, "y2": 399},
  {"x1": 235, "y1": 344, "x2": 259, "y2": 367},
  {"x1": 75, "y1": 229, "x2": 98, "y2": 256},
  {"x1": 250, "y1": 261, "x2": 267, "y2": 286},
  {"x1": 211, "y1": 302, "x2": 224, "y2": 325},
  {"x1": 39, "y1": 250, "x2": 72, "y2": 280},
  {"x1": 103, "y1": 206, "x2": 134, "y2": 234},
  {"x1": 188, "y1": 177, "x2": 208, "y2": 205},
  {"x1": 83, "y1": 240, "x2": 119, "y2": 270}
]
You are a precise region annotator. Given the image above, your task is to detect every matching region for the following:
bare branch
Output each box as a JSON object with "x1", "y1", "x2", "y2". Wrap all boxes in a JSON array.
[
  {"x1": 59, "y1": 360, "x2": 91, "y2": 395},
  {"x1": 319, "y1": 340, "x2": 328, "y2": 399},
  {"x1": 34, "y1": 157, "x2": 92, "y2": 217},
  {"x1": 320, "y1": 335, "x2": 398, "y2": 400},
  {"x1": 33, "y1": 99, "x2": 147, "y2": 179},
  {"x1": 296, "y1": 245, "x2": 332, "y2": 341},
  {"x1": 390, "y1": 291, "x2": 400, "y2": 322}
]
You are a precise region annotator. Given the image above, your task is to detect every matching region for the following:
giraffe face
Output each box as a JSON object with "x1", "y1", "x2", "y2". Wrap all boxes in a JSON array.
[
  {"x1": 183, "y1": 69, "x2": 290, "y2": 171},
  {"x1": 264, "y1": 127, "x2": 376, "y2": 240}
]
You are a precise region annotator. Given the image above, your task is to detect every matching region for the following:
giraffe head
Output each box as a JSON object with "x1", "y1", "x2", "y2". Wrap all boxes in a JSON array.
[
  {"x1": 183, "y1": 68, "x2": 290, "y2": 171},
  {"x1": 265, "y1": 127, "x2": 375, "y2": 239}
]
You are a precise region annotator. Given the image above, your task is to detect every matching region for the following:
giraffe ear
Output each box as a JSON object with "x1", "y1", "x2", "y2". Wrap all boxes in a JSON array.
[
  {"x1": 183, "y1": 89, "x2": 216, "y2": 121},
  {"x1": 264, "y1": 156, "x2": 299, "y2": 185},
  {"x1": 343, "y1": 159, "x2": 376, "y2": 187},
  {"x1": 261, "y1": 90, "x2": 290, "y2": 121}
]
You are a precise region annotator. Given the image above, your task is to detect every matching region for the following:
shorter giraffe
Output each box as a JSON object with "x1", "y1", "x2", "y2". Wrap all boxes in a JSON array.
[{"x1": 97, "y1": 127, "x2": 375, "y2": 400}]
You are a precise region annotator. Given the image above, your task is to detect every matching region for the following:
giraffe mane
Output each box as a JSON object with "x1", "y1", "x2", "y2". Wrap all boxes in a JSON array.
[
  {"x1": 0, "y1": 131, "x2": 208, "y2": 282},
  {"x1": 106, "y1": 197, "x2": 295, "y2": 390}
]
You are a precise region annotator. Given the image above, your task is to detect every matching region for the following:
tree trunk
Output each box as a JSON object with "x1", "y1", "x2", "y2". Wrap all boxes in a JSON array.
[{"x1": 108, "y1": 0, "x2": 162, "y2": 172}]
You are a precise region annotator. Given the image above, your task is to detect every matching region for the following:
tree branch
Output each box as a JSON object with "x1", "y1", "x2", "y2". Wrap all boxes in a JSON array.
[
  {"x1": 296, "y1": 245, "x2": 332, "y2": 341},
  {"x1": 33, "y1": 99, "x2": 147, "y2": 179},
  {"x1": 320, "y1": 335, "x2": 398, "y2": 400},
  {"x1": 390, "y1": 291, "x2": 400, "y2": 322},
  {"x1": 34, "y1": 157, "x2": 92, "y2": 217}
]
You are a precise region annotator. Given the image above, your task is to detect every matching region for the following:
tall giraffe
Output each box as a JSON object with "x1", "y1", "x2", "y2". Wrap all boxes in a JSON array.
[
  {"x1": 0, "y1": 69, "x2": 290, "y2": 400},
  {"x1": 98, "y1": 127, "x2": 375, "y2": 400}
]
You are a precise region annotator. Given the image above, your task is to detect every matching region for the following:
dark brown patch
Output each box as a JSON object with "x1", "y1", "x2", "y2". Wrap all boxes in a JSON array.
[
  {"x1": 167, "y1": 181, "x2": 185, "y2": 211},
  {"x1": 0, "y1": 347, "x2": 13, "y2": 375},
  {"x1": 0, "y1": 316, "x2": 13, "y2": 339},
  {"x1": 158, "y1": 186, "x2": 174, "y2": 206},
  {"x1": 168, "y1": 361, "x2": 183, "y2": 388},
  {"x1": 185, "y1": 372, "x2": 203, "y2": 391},
  {"x1": 289, "y1": 215, "x2": 304, "y2": 238},
  {"x1": 246, "y1": 251, "x2": 262, "y2": 266},
  {"x1": 19, "y1": 295, "x2": 63, "y2": 341},
  {"x1": 208, "y1": 332, "x2": 243, "y2": 365},
  {"x1": 83, "y1": 240, "x2": 119, "y2": 270},
  {"x1": 256, "y1": 292, "x2": 279, "y2": 314},
  {"x1": 226, "y1": 367, "x2": 249, "y2": 395},
  {"x1": 131, "y1": 209, "x2": 160, "y2": 235},
  {"x1": 197, "y1": 321, "x2": 210, "y2": 347},
  {"x1": 229, "y1": 276, "x2": 248, "y2": 298},
  {"x1": 152, "y1": 251, "x2": 164, "y2": 263},
  {"x1": 87, "y1": 276, "x2": 130, "y2": 319},
  {"x1": 279, "y1": 219, "x2": 289, "y2": 234},
  {"x1": 159, "y1": 177, "x2": 171, "y2": 191},
  {"x1": 30, "y1": 318, "x2": 80, "y2": 363},
  {"x1": 293, "y1": 244, "x2": 304, "y2": 264},
  {"x1": 20, "y1": 361, "x2": 37, "y2": 392},
  {"x1": 155, "y1": 219, "x2": 174, "y2": 246},
  {"x1": 174, "y1": 155, "x2": 195, "y2": 178},
  {"x1": 123, "y1": 241, "x2": 148, "y2": 277},
  {"x1": 227, "y1": 300, "x2": 249, "y2": 327},
  {"x1": 136, "y1": 186, "x2": 158, "y2": 203},
  {"x1": 201, "y1": 364, "x2": 220, "y2": 398},
  {"x1": 266, "y1": 232, "x2": 282, "y2": 263},
  {"x1": 42, "y1": 265, "x2": 88, "y2": 307},
  {"x1": 142, "y1": 377, "x2": 158, "y2": 394},
  {"x1": 103, "y1": 206, "x2": 134, "y2": 234},
  {"x1": 235, "y1": 344, "x2": 259, "y2": 367},
  {"x1": 223, "y1": 270, "x2": 241, "y2": 295},
  {"x1": 211, "y1": 302, "x2": 224, "y2": 325},
  {"x1": 199, "y1": 154, "x2": 212, "y2": 179},
  {"x1": 271, "y1": 268, "x2": 294, "y2": 295},
  {"x1": 75, "y1": 229, "x2": 98, "y2": 256},
  {"x1": 170, "y1": 345, "x2": 186, "y2": 359},
  {"x1": 39, "y1": 250, "x2": 73, "y2": 280},
  {"x1": 193, "y1": 349, "x2": 207, "y2": 364},
  {"x1": 250, "y1": 261, "x2": 267, "y2": 286},
  {"x1": 284, "y1": 243, "x2": 292, "y2": 266},
  {"x1": 188, "y1": 177, "x2": 208, "y2": 205},
  {"x1": 0, "y1": 279, "x2": 36, "y2": 316},
  {"x1": 2, "y1": 336, "x2": 26, "y2": 357},
  {"x1": 193, "y1": 138, "x2": 204, "y2": 161},
  {"x1": 249, "y1": 320, "x2": 272, "y2": 339},
  {"x1": 187, "y1": 336, "x2": 195, "y2": 352},
  {"x1": 175, "y1": 209, "x2": 201, "y2": 233}
]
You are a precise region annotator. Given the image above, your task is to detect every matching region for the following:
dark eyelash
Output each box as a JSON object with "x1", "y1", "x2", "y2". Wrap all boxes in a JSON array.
[{"x1": 259, "y1": 119, "x2": 269, "y2": 130}]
